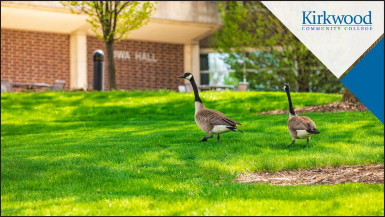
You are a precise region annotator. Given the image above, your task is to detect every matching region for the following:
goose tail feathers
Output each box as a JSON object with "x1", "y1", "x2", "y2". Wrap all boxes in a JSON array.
[
  {"x1": 225, "y1": 126, "x2": 243, "y2": 133},
  {"x1": 306, "y1": 129, "x2": 320, "y2": 134},
  {"x1": 236, "y1": 128, "x2": 243, "y2": 133}
]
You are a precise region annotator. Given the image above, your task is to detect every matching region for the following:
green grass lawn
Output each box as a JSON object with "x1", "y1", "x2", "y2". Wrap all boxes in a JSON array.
[{"x1": 1, "y1": 90, "x2": 384, "y2": 215}]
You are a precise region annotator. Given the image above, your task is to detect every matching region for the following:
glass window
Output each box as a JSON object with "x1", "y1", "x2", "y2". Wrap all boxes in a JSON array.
[
  {"x1": 200, "y1": 53, "x2": 232, "y2": 85},
  {"x1": 200, "y1": 54, "x2": 209, "y2": 85}
]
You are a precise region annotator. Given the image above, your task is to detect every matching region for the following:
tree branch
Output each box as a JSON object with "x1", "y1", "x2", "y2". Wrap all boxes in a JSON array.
[
  {"x1": 117, "y1": 1, "x2": 133, "y2": 15},
  {"x1": 99, "y1": 1, "x2": 104, "y2": 19},
  {"x1": 112, "y1": 1, "x2": 118, "y2": 34},
  {"x1": 104, "y1": 1, "x2": 111, "y2": 41},
  {"x1": 93, "y1": 1, "x2": 106, "y2": 36},
  {"x1": 108, "y1": 1, "x2": 113, "y2": 38}
]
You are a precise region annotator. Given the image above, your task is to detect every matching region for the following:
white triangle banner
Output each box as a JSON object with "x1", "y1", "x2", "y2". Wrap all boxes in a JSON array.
[{"x1": 262, "y1": 1, "x2": 384, "y2": 78}]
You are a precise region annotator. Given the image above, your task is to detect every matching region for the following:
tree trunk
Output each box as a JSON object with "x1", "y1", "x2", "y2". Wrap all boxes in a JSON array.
[
  {"x1": 105, "y1": 40, "x2": 117, "y2": 90},
  {"x1": 341, "y1": 88, "x2": 362, "y2": 105},
  {"x1": 298, "y1": 69, "x2": 308, "y2": 92}
]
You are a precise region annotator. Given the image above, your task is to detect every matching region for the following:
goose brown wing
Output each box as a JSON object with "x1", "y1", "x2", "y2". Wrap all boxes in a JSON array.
[
  {"x1": 298, "y1": 116, "x2": 317, "y2": 129},
  {"x1": 196, "y1": 109, "x2": 241, "y2": 127},
  {"x1": 288, "y1": 116, "x2": 314, "y2": 131}
]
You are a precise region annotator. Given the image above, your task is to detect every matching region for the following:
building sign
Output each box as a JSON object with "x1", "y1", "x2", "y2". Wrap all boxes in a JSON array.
[{"x1": 114, "y1": 50, "x2": 157, "y2": 62}]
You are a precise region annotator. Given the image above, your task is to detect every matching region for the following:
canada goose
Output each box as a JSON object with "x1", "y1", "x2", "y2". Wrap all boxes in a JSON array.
[
  {"x1": 177, "y1": 73, "x2": 243, "y2": 144},
  {"x1": 283, "y1": 83, "x2": 320, "y2": 148}
]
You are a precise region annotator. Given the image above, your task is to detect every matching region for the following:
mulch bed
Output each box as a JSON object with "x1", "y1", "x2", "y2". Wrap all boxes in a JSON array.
[
  {"x1": 259, "y1": 101, "x2": 369, "y2": 115},
  {"x1": 236, "y1": 164, "x2": 384, "y2": 186}
]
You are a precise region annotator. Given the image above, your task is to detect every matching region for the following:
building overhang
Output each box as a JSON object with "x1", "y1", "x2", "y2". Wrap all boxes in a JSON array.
[{"x1": 1, "y1": 1, "x2": 223, "y2": 44}]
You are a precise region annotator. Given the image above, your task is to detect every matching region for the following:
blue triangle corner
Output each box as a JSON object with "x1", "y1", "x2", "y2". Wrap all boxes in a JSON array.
[{"x1": 341, "y1": 38, "x2": 384, "y2": 124}]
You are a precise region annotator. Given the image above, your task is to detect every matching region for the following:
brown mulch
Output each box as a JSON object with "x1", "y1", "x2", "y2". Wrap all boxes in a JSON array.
[
  {"x1": 236, "y1": 164, "x2": 384, "y2": 186},
  {"x1": 259, "y1": 101, "x2": 369, "y2": 115}
]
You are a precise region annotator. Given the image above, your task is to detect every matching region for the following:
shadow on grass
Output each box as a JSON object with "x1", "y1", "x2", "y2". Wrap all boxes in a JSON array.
[
  {"x1": 1, "y1": 92, "x2": 383, "y2": 214},
  {"x1": 2, "y1": 147, "x2": 383, "y2": 205},
  {"x1": 1, "y1": 91, "x2": 342, "y2": 123},
  {"x1": 1, "y1": 120, "x2": 383, "y2": 215}
]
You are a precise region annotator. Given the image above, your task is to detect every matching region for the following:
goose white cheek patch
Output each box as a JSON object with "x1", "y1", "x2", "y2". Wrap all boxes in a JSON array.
[{"x1": 186, "y1": 74, "x2": 192, "y2": 80}]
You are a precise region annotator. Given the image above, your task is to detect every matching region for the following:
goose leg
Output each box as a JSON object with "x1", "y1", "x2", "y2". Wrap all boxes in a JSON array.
[
  {"x1": 284, "y1": 139, "x2": 295, "y2": 148},
  {"x1": 306, "y1": 138, "x2": 310, "y2": 148},
  {"x1": 217, "y1": 134, "x2": 220, "y2": 144},
  {"x1": 199, "y1": 133, "x2": 213, "y2": 142}
]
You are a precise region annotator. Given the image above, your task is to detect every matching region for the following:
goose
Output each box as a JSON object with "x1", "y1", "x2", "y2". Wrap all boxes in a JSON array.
[
  {"x1": 283, "y1": 83, "x2": 320, "y2": 148},
  {"x1": 178, "y1": 73, "x2": 243, "y2": 144}
]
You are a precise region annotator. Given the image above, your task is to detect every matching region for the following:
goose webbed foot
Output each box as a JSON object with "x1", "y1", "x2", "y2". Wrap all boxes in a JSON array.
[
  {"x1": 199, "y1": 134, "x2": 213, "y2": 142},
  {"x1": 284, "y1": 139, "x2": 295, "y2": 148}
]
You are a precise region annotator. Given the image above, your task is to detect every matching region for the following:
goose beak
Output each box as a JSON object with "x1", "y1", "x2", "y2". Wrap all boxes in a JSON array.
[{"x1": 178, "y1": 75, "x2": 185, "y2": 78}]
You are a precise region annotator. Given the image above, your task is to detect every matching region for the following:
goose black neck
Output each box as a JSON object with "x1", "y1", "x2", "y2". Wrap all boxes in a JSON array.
[
  {"x1": 189, "y1": 77, "x2": 202, "y2": 103},
  {"x1": 285, "y1": 87, "x2": 296, "y2": 116}
]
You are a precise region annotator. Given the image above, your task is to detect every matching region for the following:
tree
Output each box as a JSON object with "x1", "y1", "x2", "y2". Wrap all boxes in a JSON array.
[
  {"x1": 211, "y1": 1, "x2": 344, "y2": 93},
  {"x1": 61, "y1": 1, "x2": 156, "y2": 90}
]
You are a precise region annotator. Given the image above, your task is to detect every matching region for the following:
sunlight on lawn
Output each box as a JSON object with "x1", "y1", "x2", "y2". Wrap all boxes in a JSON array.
[{"x1": 1, "y1": 91, "x2": 383, "y2": 215}]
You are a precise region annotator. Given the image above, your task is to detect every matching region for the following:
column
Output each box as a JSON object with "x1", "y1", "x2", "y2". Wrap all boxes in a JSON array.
[
  {"x1": 184, "y1": 41, "x2": 200, "y2": 85},
  {"x1": 70, "y1": 30, "x2": 87, "y2": 90}
]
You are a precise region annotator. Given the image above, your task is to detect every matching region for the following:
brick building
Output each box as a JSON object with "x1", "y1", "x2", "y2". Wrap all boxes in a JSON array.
[{"x1": 1, "y1": 1, "x2": 223, "y2": 91}]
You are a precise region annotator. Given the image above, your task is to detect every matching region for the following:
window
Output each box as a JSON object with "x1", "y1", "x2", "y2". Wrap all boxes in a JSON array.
[{"x1": 200, "y1": 53, "x2": 232, "y2": 85}]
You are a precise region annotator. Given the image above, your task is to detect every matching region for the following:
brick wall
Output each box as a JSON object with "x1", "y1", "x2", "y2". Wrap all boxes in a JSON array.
[
  {"x1": 1, "y1": 29, "x2": 185, "y2": 92},
  {"x1": 87, "y1": 37, "x2": 184, "y2": 91},
  {"x1": 1, "y1": 29, "x2": 70, "y2": 90}
]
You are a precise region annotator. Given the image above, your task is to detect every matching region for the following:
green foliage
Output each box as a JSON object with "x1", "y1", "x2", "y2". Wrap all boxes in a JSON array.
[
  {"x1": 1, "y1": 91, "x2": 383, "y2": 215},
  {"x1": 223, "y1": 72, "x2": 239, "y2": 86},
  {"x1": 212, "y1": 1, "x2": 345, "y2": 93},
  {"x1": 60, "y1": 1, "x2": 156, "y2": 42}
]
